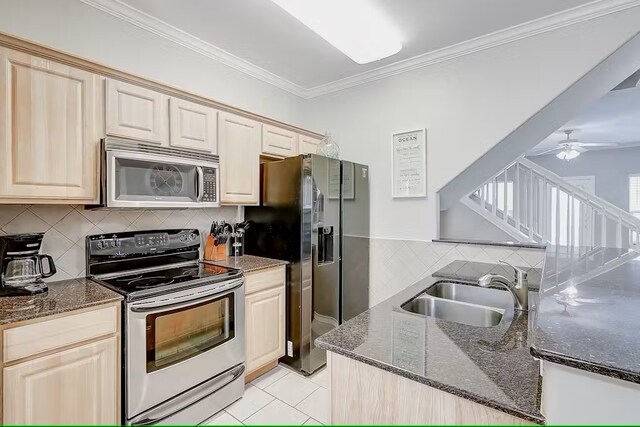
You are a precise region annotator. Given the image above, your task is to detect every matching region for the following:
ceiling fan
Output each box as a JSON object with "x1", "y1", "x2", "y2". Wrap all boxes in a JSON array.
[{"x1": 535, "y1": 130, "x2": 619, "y2": 160}]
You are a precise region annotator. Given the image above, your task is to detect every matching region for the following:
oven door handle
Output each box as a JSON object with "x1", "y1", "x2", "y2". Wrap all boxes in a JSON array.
[
  {"x1": 129, "y1": 363, "x2": 245, "y2": 425},
  {"x1": 130, "y1": 278, "x2": 243, "y2": 313}
]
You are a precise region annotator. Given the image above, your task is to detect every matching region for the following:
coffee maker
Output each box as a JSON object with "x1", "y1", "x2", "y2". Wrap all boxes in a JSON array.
[{"x1": 0, "y1": 233, "x2": 56, "y2": 296}]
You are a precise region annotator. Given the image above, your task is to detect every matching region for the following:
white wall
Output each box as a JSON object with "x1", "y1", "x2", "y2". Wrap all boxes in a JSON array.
[
  {"x1": 301, "y1": 8, "x2": 640, "y2": 241},
  {"x1": 0, "y1": 0, "x2": 306, "y2": 127}
]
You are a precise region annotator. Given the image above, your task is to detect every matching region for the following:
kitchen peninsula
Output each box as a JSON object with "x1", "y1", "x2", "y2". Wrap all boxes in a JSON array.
[{"x1": 317, "y1": 241, "x2": 640, "y2": 425}]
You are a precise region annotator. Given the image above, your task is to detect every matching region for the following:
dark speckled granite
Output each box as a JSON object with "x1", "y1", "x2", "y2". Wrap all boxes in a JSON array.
[
  {"x1": 316, "y1": 272, "x2": 543, "y2": 423},
  {"x1": 0, "y1": 278, "x2": 123, "y2": 325},
  {"x1": 531, "y1": 246, "x2": 640, "y2": 383},
  {"x1": 203, "y1": 255, "x2": 287, "y2": 273}
]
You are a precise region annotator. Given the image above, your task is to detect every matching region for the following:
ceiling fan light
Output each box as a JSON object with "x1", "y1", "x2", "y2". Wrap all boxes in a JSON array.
[{"x1": 556, "y1": 149, "x2": 581, "y2": 160}]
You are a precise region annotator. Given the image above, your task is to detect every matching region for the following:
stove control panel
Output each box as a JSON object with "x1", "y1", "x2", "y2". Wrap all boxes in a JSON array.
[
  {"x1": 87, "y1": 229, "x2": 200, "y2": 258},
  {"x1": 135, "y1": 232, "x2": 170, "y2": 247}
]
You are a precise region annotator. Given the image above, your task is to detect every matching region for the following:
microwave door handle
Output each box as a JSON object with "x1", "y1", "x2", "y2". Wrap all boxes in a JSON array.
[{"x1": 196, "y1": 166, "x2": 204, "y2": 202}]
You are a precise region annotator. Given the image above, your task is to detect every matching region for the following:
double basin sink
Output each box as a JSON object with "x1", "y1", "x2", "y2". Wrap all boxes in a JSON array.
[{"x1": 401, "y1": 281, "x2": 513, "y2": 327}]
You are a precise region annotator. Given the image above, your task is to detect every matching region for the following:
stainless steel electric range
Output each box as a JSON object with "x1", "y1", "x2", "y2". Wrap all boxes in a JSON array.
[{"x1": 86, "y1": 228, "x2": 245, "y2": 425}]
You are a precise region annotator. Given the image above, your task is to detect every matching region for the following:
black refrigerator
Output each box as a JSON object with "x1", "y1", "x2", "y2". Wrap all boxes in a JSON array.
[{"x1": 244, "y1": 154, "x2": 370, "y2": 375}]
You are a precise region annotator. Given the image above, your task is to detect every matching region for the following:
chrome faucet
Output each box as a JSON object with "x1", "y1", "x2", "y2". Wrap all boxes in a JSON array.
[{"x1": 478, "y1": 260, "x2": 529, "y2": 311}]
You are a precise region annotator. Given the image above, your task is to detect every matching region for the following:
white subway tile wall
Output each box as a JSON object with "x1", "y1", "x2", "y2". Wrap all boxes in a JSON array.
[
  {"x1": 369, "y1": 239, "x2": 545, "y2": 306},
  {"x1": 0, "y1": 205, "x2": 238, "y2": 281}
]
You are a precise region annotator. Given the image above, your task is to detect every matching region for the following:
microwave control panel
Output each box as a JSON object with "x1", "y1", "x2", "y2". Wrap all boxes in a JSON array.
[{"x1": 202, "y1": 167, "x2": 217, "y2": 203}]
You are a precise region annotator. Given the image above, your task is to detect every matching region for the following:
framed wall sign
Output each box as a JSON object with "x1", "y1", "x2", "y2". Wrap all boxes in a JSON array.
[{"x1": 392, "y1": 129, "x2": 427, "y2": 198}]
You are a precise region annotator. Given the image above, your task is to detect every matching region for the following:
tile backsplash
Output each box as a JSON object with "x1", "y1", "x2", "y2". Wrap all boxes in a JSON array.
[
  {"x1": 0, "y1": 205, "x2": 239, "y2": 281},
  {"x1": 369, "y1": 238, "x2": 545, "y2": 306},
  {"x1": 0, "y1": 204, "x2": 546, "y2": 308}
]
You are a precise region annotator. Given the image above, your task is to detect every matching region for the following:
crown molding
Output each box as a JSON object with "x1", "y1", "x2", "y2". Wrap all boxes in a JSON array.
[
  {"x1": 304, "y1": 0, "x2": 640, "y2": 98},
  {"x1": 78, "y1": 0, "x2": 308, "y2": 97},
  {"x1": 80, "y1": 0, "x2": 640, "y2": 100}
]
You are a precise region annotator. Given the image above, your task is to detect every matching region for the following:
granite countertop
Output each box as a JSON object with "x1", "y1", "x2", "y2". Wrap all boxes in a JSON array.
[
  {"x1": 202, "y1": 255, "x2": 287, "y2": 273},
  {"x1": 316, "y1": 270, "x2": 543, "y2": 423},
  {"x1": 531, "y1": 246, "x2": 640, "y2": 383},
  {"x1": 0, "y1": 278, "x2": 123, "y2": 326}
]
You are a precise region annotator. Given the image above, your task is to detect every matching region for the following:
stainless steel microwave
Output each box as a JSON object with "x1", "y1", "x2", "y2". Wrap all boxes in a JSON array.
[{"x1": 101, "y1": 138, "x2": 220, "y2": 208}]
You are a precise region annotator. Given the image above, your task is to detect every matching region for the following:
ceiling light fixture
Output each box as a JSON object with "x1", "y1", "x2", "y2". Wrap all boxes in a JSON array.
[
  {"x1": 270, "y1": 0, "x2": 402, "y2": 64},
  {"x1": 556, "y1": 148, "x2": 581, "y2": 160}
]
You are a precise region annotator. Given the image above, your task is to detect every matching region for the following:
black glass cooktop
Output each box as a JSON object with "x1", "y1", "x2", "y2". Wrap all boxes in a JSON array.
[{"x1": 97, "y1": 262, "x2": 239, "y2": 299}]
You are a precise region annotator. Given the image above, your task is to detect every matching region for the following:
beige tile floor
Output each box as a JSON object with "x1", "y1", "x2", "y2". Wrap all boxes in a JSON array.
[{"x1": 204, "y1": 365, "x2": 329, "y2": 425}]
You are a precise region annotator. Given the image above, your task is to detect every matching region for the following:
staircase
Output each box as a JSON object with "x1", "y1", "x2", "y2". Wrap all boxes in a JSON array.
[{"x1": 462, "y1": 157, "x2": 640, "y2": 250}]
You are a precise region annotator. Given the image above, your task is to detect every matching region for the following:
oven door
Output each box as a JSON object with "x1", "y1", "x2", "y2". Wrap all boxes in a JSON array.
[
  {"x1": 126, "y1": 278, "x2": 244, "y2": 418},
  {"x1": 106, "y1": 148, "x2": 219, "y2": 208}
]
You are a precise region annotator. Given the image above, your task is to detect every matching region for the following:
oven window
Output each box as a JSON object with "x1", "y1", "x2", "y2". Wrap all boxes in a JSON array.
[{"x1": 146, "y1": 294, "x2": 234, "y2": 372}]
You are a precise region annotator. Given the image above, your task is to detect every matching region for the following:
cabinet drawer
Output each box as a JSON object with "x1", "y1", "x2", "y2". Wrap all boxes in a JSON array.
[
  {"x1": 3, "y1": 305, "x2": 118, "y2": 363},
  {"x1": 245, "y1": 266, "x2": 285, "y2": 295}
]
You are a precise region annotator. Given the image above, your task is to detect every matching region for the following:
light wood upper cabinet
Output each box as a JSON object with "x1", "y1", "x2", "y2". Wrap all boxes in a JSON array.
[
  {"x1": 0, "y1": 48, "x2": 100, "y2": 203},
  {"x1": 262, "y1": 124, "x2": 298, "y2": 157},
  {"x1": 218, "y1": 111, "x2": 261, "y2": 205},
  {"x1": 169, "y1": 97, "x2": 217, "y2": 154},
  {"x1": 299, "y1": 134, "x2": 322, "y2": 155},
  {"x1": 245, "y1": 267, "x2": 286, "y2": 374},
  {"x1": 3, "y1": 337, "x2": 119, "y2": 425},
  {"x1": 105, "y1": 79, "x2": 168, "y2": 144}
]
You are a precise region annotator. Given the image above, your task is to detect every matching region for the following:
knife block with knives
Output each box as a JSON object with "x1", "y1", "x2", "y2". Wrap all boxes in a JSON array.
[{"x1": 204, "y1": 221, "x2": 231, "y2": 261}]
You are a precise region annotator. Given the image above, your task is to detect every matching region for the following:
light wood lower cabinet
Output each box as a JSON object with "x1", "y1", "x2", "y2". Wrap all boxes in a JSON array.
[
  {"x1": 0, "y1": 47, "x2": 100, "y2": 203},
  {"x1": 1, "y1": 303, "x2": 121, "y2": 424},
  {"x1": 329, "y1": 352, "x2": 531, "y2": 425},
  {"x1": 244, "y1": 266, "x2": 286, "y2": 376},
  {"x1": 3, "y1": 337, "x2": 118, "y2": 424}
]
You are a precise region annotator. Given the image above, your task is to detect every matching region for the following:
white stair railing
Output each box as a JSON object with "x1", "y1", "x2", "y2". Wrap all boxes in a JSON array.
[{"x1": 462, "y1": 157, "x2": 640, "y2": 250}]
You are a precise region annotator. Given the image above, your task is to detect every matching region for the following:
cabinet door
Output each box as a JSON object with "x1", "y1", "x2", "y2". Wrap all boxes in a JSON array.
[
  {"x1": 3, "y1": 336, "x2": 119, "y2": 424},
  {"x1": 0, "y1": 48, "x2": 99, "y2": 202},
  {"x1": 105, "y1": 79, "x2": 167, "y2": 144},
  {"x1": 299, "y1": 135, "x2": 322, "y2": 155},
  {"x1": 262, "y1": 124, "x2": 298, "y2": 157},
  {"x1": 169, "y1": 97, "x2": 217, "y2": 153},
  {"x1": 218, "y1": 111, "x2": 261, "y2": 205},
  {"x1": 245, "y1": 285, "x2": 286, "y2": 373}
]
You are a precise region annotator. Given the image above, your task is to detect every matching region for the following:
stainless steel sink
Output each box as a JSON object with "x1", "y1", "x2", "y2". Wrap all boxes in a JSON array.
[
  {"x1": 424, "y1": 281, "x2": 512, "y2": 309},
  {"x1": 400, "y1": 282, "x2": 510, "y2": 327}
]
